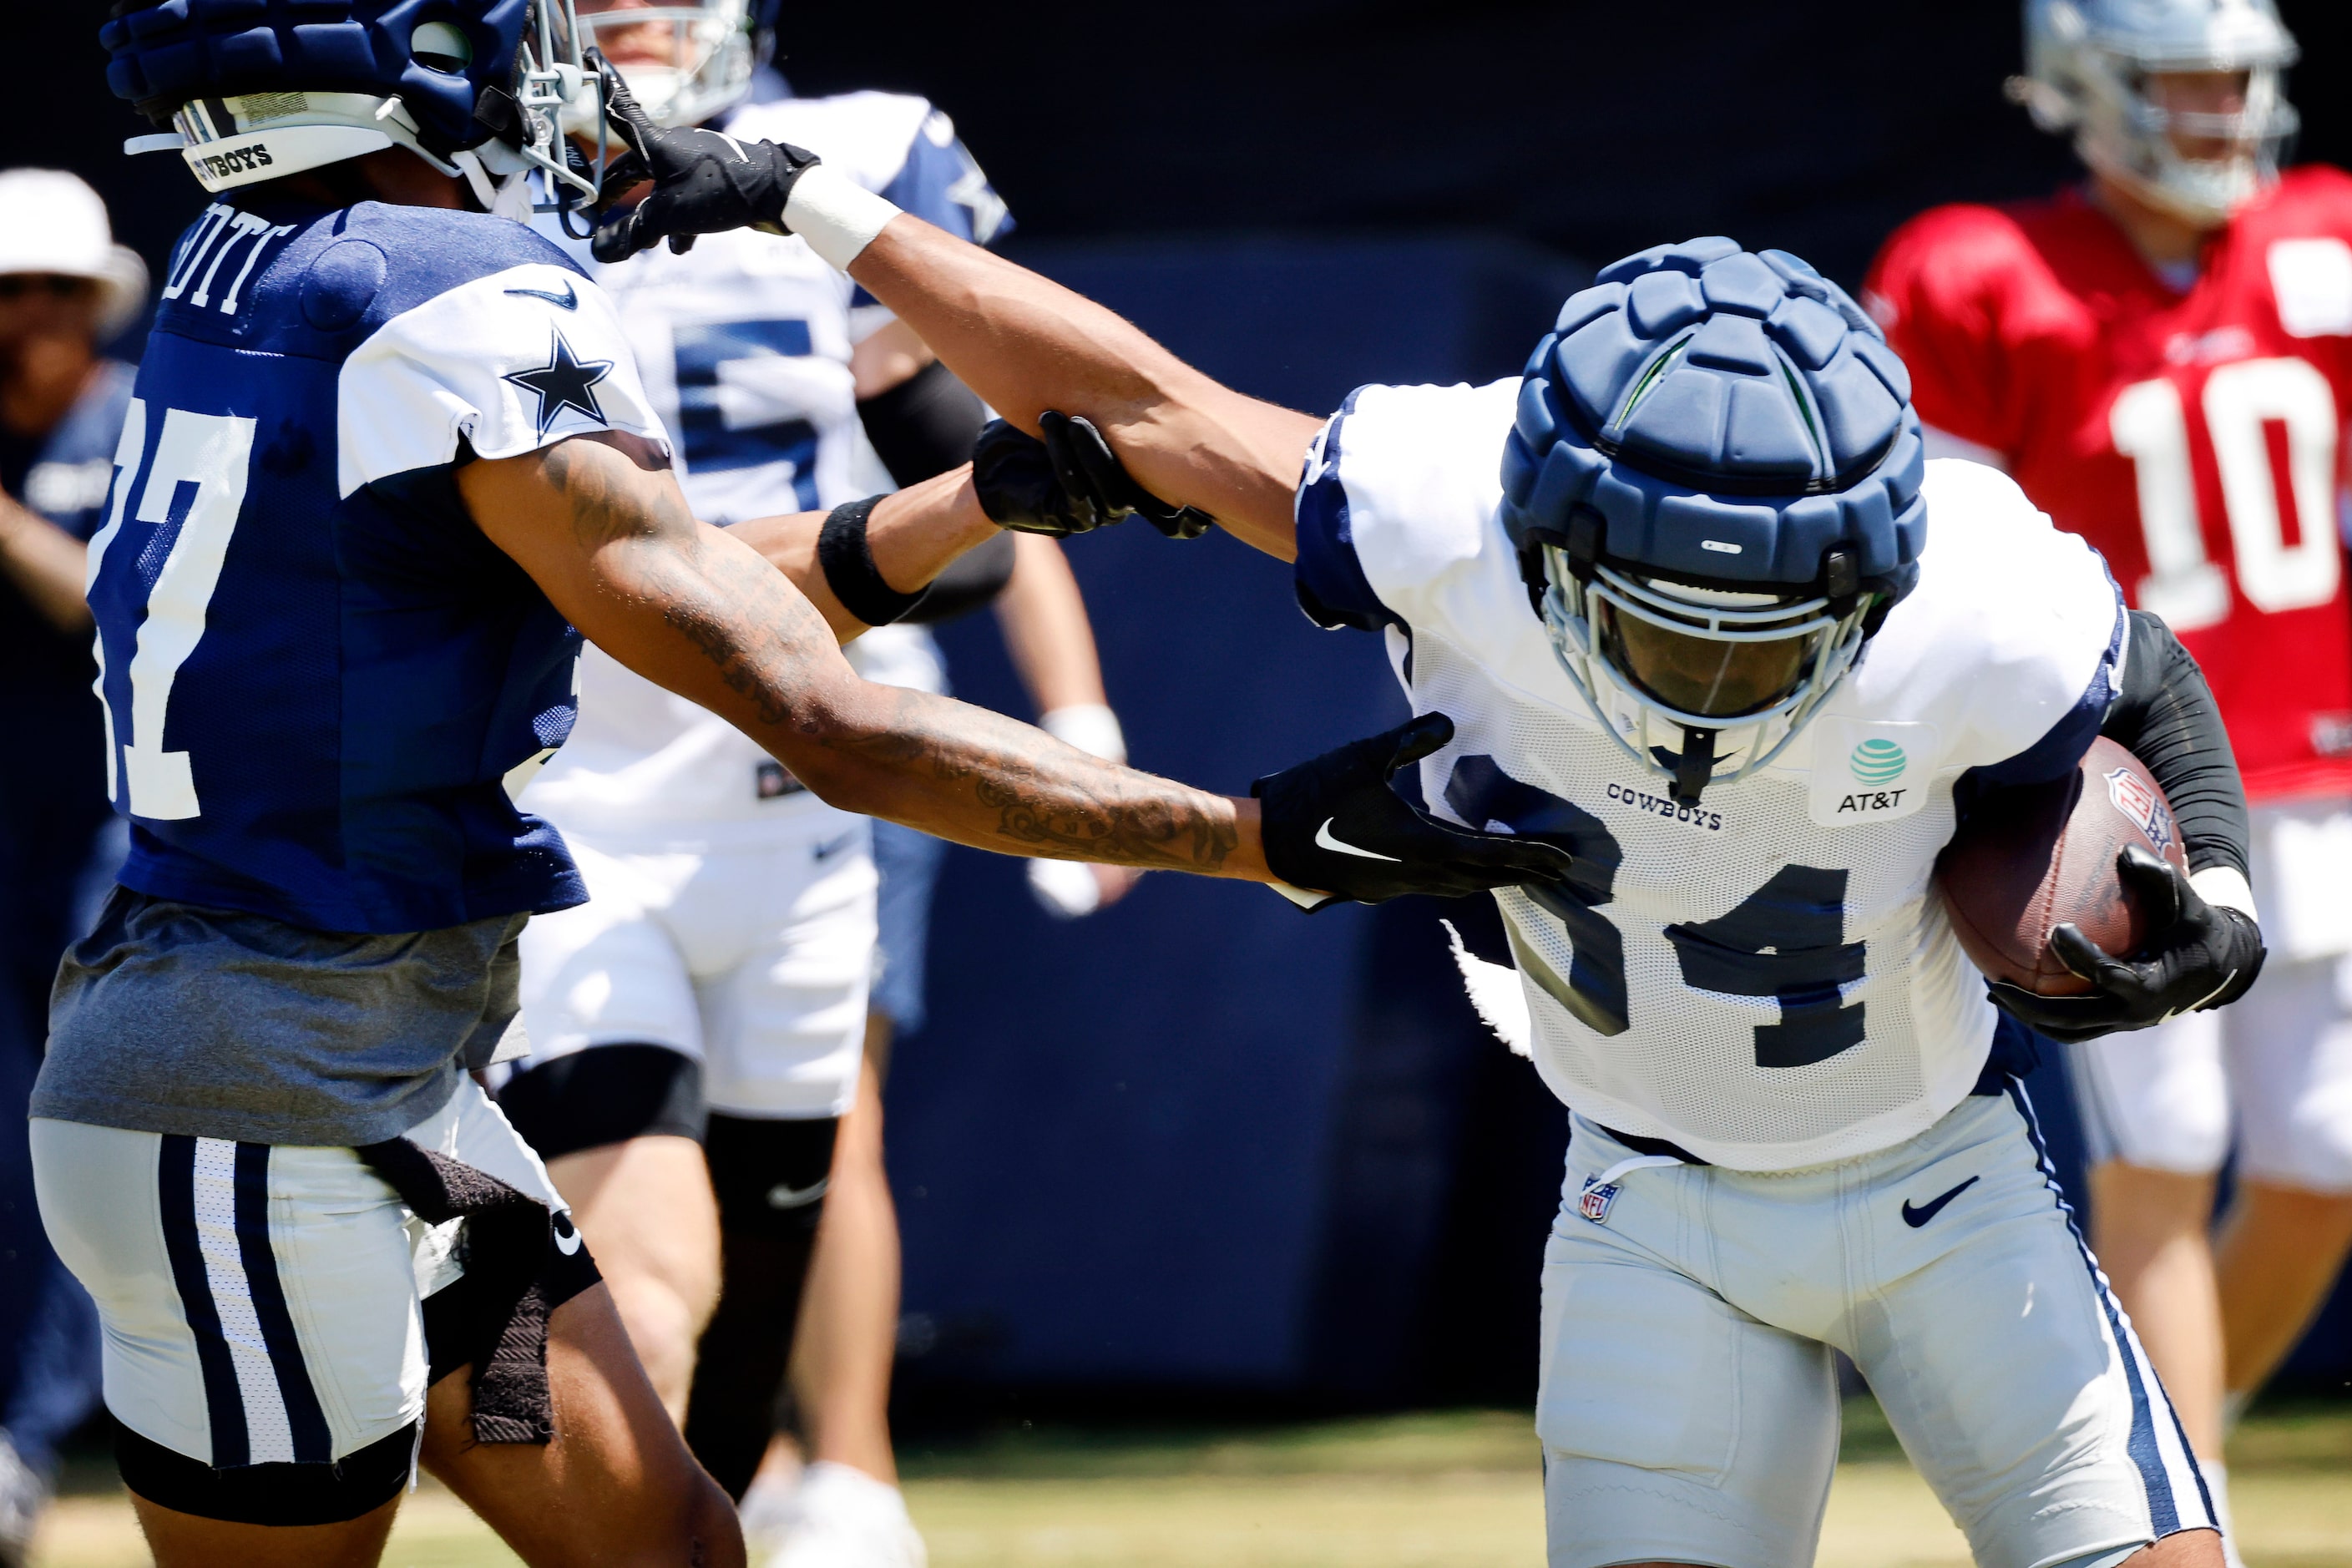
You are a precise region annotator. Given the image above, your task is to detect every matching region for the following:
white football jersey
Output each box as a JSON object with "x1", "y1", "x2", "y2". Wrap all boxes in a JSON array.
[
  {"x1": 1299, "y1": 380, "x2": 2125, "y2": 1171},
  {"x1": 525, "y1": 92, "x2": 1004, "y2": 835}
]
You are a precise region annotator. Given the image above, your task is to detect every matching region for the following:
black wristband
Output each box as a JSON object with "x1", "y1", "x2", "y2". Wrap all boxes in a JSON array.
[{"x1": 818, "y1": 497, "x2": 928, "y2": 627}]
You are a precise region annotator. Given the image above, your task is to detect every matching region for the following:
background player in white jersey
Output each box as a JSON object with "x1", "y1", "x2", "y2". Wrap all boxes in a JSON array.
[
  {"x1": 603, "y1": 120, "x2": 2278, "y2": 1565},
  {"x1": 1867, "y1": 7, "x2": 2352, "y2": 1544},
  {"x1": 503, "y1": 4, "x2": 1132, "y2": 1559},
  {"x1": 47, "y1": 8, "x2": 1571, "y2": 1560}
]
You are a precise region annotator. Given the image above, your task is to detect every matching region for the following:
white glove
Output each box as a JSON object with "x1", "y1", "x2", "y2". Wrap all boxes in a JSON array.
[{"x1": 1029, "y1": 706, "x2": 1127, "y2": 918}]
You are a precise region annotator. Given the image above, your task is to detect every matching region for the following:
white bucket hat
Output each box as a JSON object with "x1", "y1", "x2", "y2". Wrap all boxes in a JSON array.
[{"x1": 0, "y1": 169, "x2": 150, "y2": 340}]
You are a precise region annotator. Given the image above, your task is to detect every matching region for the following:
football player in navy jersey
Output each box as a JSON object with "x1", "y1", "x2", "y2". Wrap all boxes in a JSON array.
[{"x1": 42, "y1": 4, "x2": 1571, "y2": 1561}]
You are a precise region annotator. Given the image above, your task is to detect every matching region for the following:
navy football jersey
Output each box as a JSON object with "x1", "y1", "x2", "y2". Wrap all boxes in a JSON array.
[{"x1": 86, "y1": 198, "x2": 666, "y2": 934}]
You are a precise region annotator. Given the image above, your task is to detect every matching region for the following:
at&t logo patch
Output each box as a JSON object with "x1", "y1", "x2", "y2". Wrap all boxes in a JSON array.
[
  {"x1": 1849, "y1": 738, "x2": 1906, "y2": 784},
  {"x1": 2106, "y1": 766, "x2": 2177, "y2": 855},
  {"x1": 1808, "y1": 720, "x2": 1938, "y2": 827}
]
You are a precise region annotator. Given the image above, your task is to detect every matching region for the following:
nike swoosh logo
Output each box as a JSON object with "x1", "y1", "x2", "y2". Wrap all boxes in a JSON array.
[
  {"x1": 1316, "y1": 817, "x2": 1401, "y2": 862},
  {"x1": 1900, "y1": 1175, "x2": 1980, "y2": 1229},
  {"x1": 812, "y1": 832, "x2": 860, "y2": 862},
  {"x1": 766, "y1": 1178, "x2": 829, "y2": 1210},
  {"x1": 551, "y1": 1211, "x2": 585, "y2": 1254},
  {"x1": 504, "y1": 281, "x2": 578, "y2": 310}
]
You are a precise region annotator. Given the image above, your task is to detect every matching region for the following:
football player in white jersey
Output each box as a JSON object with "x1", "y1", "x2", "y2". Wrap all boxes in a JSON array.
[
  {"x1": 507, "y1": 5, "x2": 1133, "y2": 1562},
  {"x1": 603, "y1": 120, "x2": 2279, "y2": 1565}
]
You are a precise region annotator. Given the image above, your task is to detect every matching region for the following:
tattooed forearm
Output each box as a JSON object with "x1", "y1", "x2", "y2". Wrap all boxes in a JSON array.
[
  {"x1": 823, "y1": 685, "x2": 1241, "y2": 872},
  {"x1": 653, "y1": 542, "x2": 806, "y2": 728},
  {"x1": 539, "y1": 438, "x2": 836, "y2": 730},
  {"x1": 502, "y1": 434, "x2": 1251, "y2": 879}
]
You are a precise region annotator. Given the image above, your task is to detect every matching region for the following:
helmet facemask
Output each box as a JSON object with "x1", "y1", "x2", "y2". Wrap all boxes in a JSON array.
[
  {"x1": 1537, "y1": 548, "x2": 1875, "y2": 806},
  {"x1": 2078, "y1": 59, "x2": 2294, "y2": 225},
  {"x1": 478, "y1": 0, "x2": 609, "y2": 227},
  {"x1": 2015, "y1": 0, "x2": 2299, "y2": 228},
  {"x1": 1498, "y1": 238, "x2": 1927, "y2": 807},
  {"x1": 574, "y1": 0, "x2": 756, "y2": 129}
]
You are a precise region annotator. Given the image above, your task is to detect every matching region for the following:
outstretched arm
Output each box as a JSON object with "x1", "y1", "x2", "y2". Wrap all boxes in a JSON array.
[
  {"x1": 462, "y1": 432, "x2": 1258, "y2": 878},
  {"x1": 841, "y1": 217, "x2": 1315, "y2": 561},
  {"x1": 463, "y1": 432, "x2": 1575, "y2": 905},
  {"x1": 726, "y1": 463, "x2": 999, "y2": 641},
  {"x1": 586, "y1": 105, "x2": 1315, "y2": 559}
]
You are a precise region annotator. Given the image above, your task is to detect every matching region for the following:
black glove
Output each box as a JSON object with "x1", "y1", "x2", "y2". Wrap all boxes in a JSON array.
[
  {"x1": 589, "y1": 59, "x2": 821, "y2": 263},
  {"x1": 1988, "y1": 844, "x2": 2267, "y2": 1043},
  {"x1": 972, "y1": 413, "x2": 1215, "y2": 540},
  {"x1": 1252, "y1": 713, "x2": 1578, "y2": 909}
]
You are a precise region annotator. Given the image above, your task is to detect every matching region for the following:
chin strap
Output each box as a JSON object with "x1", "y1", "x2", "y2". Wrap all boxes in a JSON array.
[
  {"x1": 452, "y1": 149, "x2": 539, "y2": 221},
  {"x1": 1673, "y1": 728, "x2": 1717, "y2": 807}
]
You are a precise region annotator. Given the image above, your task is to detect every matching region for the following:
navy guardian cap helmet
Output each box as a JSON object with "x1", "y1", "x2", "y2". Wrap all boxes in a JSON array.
[
  {"x1": 1500, "y1": 237, "x2": 1927, "y2": 804},
  {"x1": 103, "y1": 0, "x2": 609, "y2": 221}
]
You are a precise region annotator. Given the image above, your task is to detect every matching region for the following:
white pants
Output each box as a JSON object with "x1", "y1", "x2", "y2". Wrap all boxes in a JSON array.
[
  {"x1": 30, "y1": 1081, "x2": 565, "y2": 1467},
  {"x1": 514, "y1": 817, "x2": 878, "y2": 1119},
  {"x1": 1540, "y1": 1090, "x2": 2214, "y2": 1568},
  {"x1": 2070, "y1": 800, "x2": 2352, "y2": 1191}
]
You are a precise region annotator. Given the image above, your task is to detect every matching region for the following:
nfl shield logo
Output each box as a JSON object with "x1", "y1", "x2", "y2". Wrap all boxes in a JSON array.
[
  {"x1": 1579, "y1": 1178, "x2": 1621, "y2": 1225},
  {"x1": 2106, "y1": 766, "x2": 2177, "y2": 855}
]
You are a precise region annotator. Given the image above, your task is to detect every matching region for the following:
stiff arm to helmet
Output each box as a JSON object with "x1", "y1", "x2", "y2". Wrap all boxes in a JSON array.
[
  {"x1": 589, "y1": 113, "x2": 1935, "y2": 806},
  {"x1": 581, "y1": 125, "x2": 1322, "y2": 554},
  {"x1": 584, "y1": 130, "x2": 1932, "y2": 800}
]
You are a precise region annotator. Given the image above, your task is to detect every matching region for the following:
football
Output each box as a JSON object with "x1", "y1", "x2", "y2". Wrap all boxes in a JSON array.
[{"x1": 1936, "y1": 736, "x2": 2189, "y2": 995}]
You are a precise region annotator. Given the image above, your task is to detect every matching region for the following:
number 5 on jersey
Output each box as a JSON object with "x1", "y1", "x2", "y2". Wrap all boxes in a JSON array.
[{"x1": 88, "y1": 397, "x2": 257, "y2": 821}]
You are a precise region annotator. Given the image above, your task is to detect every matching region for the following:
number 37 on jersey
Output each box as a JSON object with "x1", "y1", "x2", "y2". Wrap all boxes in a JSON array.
[{"x1": 85, "y1": 397, "x2": 255, "y2": 821}]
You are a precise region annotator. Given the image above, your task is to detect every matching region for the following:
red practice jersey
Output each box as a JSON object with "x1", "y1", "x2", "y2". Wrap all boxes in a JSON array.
[{"x1": 1867, "y1": 167, "x2": 2352, "y2": 802}]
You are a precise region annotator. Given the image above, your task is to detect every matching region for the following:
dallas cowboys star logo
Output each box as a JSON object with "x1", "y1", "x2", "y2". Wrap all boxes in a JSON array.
[{"x1": 503, "y1": 328, "x2": 613, "y2": 438}]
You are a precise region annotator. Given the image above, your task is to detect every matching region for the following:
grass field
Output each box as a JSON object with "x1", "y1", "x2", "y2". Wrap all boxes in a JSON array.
[{"x1": 29, "y1": 1399, "x2": 2352, "y2": 1567}]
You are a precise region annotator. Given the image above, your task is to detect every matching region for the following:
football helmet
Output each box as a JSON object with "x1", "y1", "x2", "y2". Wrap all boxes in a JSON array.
[
  {"x1": 1500, "y1": 238, "x2": 1926, "y2": 805},
  {"x1": 575, "y1": 0, "x2": 781, "y2": 129},
  {"x1": 102, "y1": 0, "x2": 609, "y2": 221},
  {"x1": 2013, "y1": 0, "x2": 2299, "y2": 225}
]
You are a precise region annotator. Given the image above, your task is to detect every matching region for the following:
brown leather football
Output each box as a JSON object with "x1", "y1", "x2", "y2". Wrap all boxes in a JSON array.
[{"x1": 1936, "y1": 736, "x2": 2190, "y2": 996}]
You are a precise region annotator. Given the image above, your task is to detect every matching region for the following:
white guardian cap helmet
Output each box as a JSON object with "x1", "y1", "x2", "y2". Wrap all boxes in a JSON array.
[{"x1": 2012, "y1": 0, "x2": 2299, "y2": 225}]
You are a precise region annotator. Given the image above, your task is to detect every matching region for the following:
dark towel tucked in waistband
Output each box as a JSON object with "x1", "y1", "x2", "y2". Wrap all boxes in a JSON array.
[{"x1": 357, "y1": 1138, "x2": 598, "y2": 1444}]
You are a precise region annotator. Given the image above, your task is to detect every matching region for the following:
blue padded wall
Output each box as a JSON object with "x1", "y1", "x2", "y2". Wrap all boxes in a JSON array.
[{"x1": 887, "y1": 234, "x2": 1584, "y2": 1393}]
